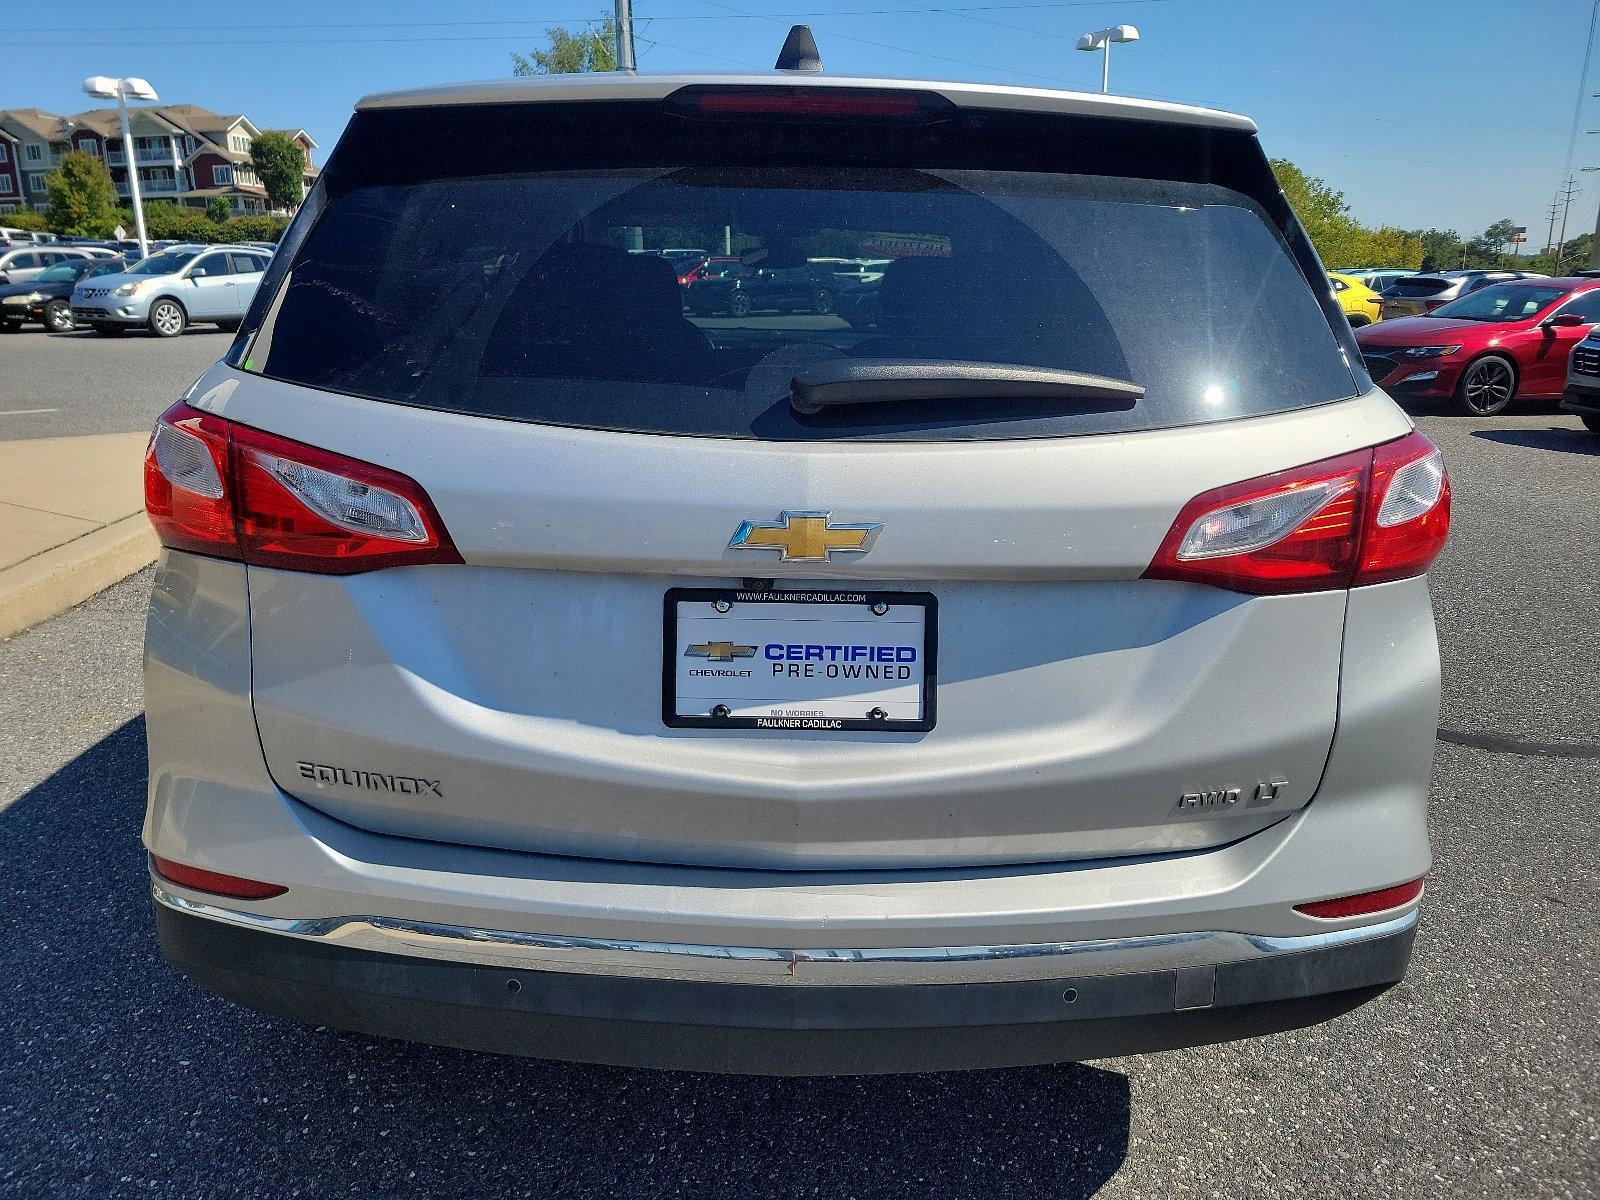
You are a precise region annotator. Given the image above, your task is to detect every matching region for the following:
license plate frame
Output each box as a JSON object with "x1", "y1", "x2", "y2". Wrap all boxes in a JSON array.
[{"x1": 663, "y1": 587, "x2": 937, "y2": 732}]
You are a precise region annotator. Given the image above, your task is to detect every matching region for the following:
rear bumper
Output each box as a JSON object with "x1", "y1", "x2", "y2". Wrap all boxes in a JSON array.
[{"x1": 154, "y1": 893, "x2": 1417, "y2": 1075}]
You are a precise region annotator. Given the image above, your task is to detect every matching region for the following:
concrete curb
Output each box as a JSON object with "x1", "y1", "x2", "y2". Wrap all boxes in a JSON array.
[{"x1": 0, "y1": 513, "x2": 157, "y2": 643}]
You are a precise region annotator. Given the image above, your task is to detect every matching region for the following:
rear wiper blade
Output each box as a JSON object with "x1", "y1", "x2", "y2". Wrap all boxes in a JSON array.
[{"x1": 789, "y1": 358, "x2": 1144, "y2": 415}]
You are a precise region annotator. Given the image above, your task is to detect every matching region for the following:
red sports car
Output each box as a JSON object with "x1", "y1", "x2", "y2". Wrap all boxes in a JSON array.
[{"x1": 1355, "y1": 277, "x2": 1600, "y2": 414}]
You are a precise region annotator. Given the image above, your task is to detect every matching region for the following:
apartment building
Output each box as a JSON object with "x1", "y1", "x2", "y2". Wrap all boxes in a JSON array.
[
  {"x1": 0, "y1": 104, "x2": 318, "y2": 215},
  {"x1": 0, "y1": 128, "x2": 20, "y2": 212}
]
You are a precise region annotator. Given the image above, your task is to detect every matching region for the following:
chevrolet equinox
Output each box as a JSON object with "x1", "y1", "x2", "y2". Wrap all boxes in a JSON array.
[{"x1": 142, "y1": 55, "x2": 1449, "y2": 1075}]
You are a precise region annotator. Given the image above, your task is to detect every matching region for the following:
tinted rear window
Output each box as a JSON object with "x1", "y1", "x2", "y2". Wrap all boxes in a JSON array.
[
  {"x1": 1388, "y1": 277, "x2": 1452, "y2": 296},
  {"x1": 248, "y1": 100, "x2": 1357, "y2": 441}
]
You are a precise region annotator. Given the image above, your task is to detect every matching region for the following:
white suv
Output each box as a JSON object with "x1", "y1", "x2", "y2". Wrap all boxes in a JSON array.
[{"x1": 72, "y1": 243, "x2": 269, "y2": 337}]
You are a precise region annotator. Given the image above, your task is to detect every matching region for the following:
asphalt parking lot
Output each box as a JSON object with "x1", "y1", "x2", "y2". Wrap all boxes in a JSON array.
[
  {"x1": 0, "y1": 326, "x2": 225, "y2": 440},
  {"x1": 1, "y1": 335, "x2": 1596, "y2": 1199}
]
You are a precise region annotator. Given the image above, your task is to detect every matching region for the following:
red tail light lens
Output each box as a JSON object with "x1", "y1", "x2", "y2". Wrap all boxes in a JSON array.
[
  {"x1": 144, "y1": 401, "x2": 462, "y2": 574},
  {"x1": 1358, "y1": 433, "x2": 1451, "y2": 584},
  {"x1": 1144, "y1": 430, "x2": 1448, "y2": 595},
  {"x1": 1294, "y1": 878, "x2": 1423, "y2": 919},
  {"x1": 150, "y1": 854, "x2": 288, "y2": 900}
]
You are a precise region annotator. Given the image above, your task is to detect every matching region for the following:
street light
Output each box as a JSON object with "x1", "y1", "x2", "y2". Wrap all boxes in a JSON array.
[
  {"x1": 83, "y1": 75, "x2": 158, "y2": 259},
  {"x1": 1076, "y1": 24, "x2": 1140, "y2": 94}
]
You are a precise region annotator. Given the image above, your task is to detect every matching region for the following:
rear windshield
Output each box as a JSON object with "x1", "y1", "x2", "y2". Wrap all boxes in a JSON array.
[
  {"x1": 247, "y1": 101, "x2": 1357, "y2": 441},
  {"x1": 1387, "y1": 277, "x2": 1452, "y2": 296}
]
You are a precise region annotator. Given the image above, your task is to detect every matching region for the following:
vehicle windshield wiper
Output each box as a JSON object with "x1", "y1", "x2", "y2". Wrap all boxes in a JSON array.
[{"x1": 790, "y1": 358, "x2": 1144, "y2": 415}]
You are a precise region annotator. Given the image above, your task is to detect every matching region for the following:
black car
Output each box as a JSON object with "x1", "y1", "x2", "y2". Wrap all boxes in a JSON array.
[
  {"x1": 0, "y1": 256, "x2": 126, "y2": 332},
  {"x1": 683, "y1": 261, "x2": 840, "y2": 317}
]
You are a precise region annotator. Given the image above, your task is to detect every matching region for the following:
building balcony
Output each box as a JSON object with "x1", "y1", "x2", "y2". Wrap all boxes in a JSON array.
[
  {"x1": 108, "y1": 146, "x2": 179, "y2": 167},
  {"x1": 115, "y1": 178, "x2": 182, "y2": 195}
]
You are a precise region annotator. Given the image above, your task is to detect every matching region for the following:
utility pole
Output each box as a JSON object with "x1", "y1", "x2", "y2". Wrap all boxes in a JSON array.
[
  {"x1": 1556, "y1": 176, "x2": 1582, "y2": 264},
  {"x1": 614, "y1": 0, "x2": 636, "y2": 71},
  {"x1": 1546, "y1": 198, "x2": 1562, "y2": 256}
]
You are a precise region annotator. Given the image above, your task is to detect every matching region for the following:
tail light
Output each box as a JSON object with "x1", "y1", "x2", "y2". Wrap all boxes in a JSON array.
[
  {"x1": 144, "y1": 401, "x2": 462, "y2": 574},
  {"x1": 1294, "y1": 878, "x2": 1423, "y2": 919},
  {"x1": 1144, "y1": 430, "x2": 1449, "y2": 595},
  {"x1": 150, "y1": 854, "x2": 287, "y2": 900}
]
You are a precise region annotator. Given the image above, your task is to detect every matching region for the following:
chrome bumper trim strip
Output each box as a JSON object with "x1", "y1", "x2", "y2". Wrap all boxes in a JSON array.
[{"x1": 151, "y1": 883, "x2": 1418, "y2": 986}]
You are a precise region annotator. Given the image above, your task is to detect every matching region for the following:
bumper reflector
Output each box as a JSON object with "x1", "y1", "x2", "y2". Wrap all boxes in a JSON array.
[
  {"x1": 149, "y1": 854, "x2": 287, "y2": 900},
  {"x1": 1295, "y1": 878, "x2": 1423, "y2": 919}
]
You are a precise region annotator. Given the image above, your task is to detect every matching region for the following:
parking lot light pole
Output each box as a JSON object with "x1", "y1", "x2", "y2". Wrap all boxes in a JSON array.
[
  {"x1": 1076, "y1": 25, "x2": 1140, "y2": 94},
  {"x1": 83, "y1": 75, "x2": 158, "y2": 260}
]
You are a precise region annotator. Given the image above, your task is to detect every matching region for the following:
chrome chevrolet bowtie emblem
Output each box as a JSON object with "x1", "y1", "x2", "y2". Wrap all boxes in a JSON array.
[
  {"x1": 685, "y1": 641, "x2": 757, "y2": 661},
  {"x1": 728, "y1": 511, "x2": 882, "y2": 563}
]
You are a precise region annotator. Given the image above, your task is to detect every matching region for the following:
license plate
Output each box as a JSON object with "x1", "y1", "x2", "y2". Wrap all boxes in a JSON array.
[{"x1": 664, "y1": 587, "x2": 936, "y2": 731}]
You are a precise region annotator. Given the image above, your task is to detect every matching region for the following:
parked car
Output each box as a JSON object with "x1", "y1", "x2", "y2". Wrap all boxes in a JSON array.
[
  {"x1": 1335, "y1": 268, "x2": 1417, "y2": 295},
  {"x1": 832, "y1": 274, "x2": 883, "y2": 329},
  {"x1": 0, "y1": 227, "x2": 60, "y2": 246},
  {"x1": 1559, "y1": 326, "x2": 1600, "y2": 433},
  {"x1": 634, "y1": 247, "x2": 707, "y2": 277},
  {"x1": 1378, "y1": 270, "x2": 1546, "y2": 319},
  {"x1": 71, "y1": 243, "x2": 270, "y2": 337},
  {"x1": 1329, "y1": 272, "x2": 1383, "y2": 327},
  {"x1": 0, "y1": 245, "x2": 98, "y2": 286},
  {"x1": 677, "y1": 254, "x2": 739, "y2": 286},
  {"x1": 0, "y1": 255, "x2": 126, "y2": 332},
  {"x1": 684, "y1": 260, "x2": 840, "y2": 316},
  {"x1": 143, "y1": 64, "x2": 1447, "y2": 1076},
  {"x1": 1357, "y1": 277, "x2": 1600, "y2": 413}
]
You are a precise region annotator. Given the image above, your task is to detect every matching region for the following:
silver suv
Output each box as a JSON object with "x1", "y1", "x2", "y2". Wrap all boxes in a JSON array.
[
  {"x1": 142, "y1": 63, "x2": 1450, "y2": 1075},
  {"x1": 72, "y1": 243, "x2": 269, "y2": 337}
]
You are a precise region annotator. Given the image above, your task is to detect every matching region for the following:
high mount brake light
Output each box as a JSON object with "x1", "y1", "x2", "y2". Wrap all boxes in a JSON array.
[
  {"x1": 144, "y1": 401, "x2": 463, "y2": 574},
  {"x1": 1143, "y1": 430, "x2": 1449, "y2": 595},
  {"x1": 669, "y1": 85, "x2": 953, "y2": 121}
]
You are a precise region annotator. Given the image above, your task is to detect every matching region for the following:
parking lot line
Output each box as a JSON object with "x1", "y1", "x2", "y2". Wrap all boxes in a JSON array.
[{"x1": 0, "y1": 409, "x2": 60, "y2": 417}]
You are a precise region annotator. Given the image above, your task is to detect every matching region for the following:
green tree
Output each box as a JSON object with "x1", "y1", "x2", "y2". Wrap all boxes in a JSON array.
[
  {"x1": 249, "y1": 132, "x2": 307, "y2": 212},
  {"x1": 44, "y1": 150, "x2": 121, "y2": 237},
  {"x1": 205, "y1": 196, "x2": 232, "y2": 224},
  {"x1": 1, "y1": 209, "x2": 49, "y2": 231},
  {"x1": 1270, "y1": 159, "x2": 1422, "y2": 270},
  {"x1": 513, "y1": 17, "x2": 616, "y2": 74},
  {"x1": 140, "y1": 201, "x2": 222, "y2": 243},
  {"x1": 221, "y1": 214, "x2": 290, "y2": 242},
  {"x1": 1481, "y1": 219, "x2": 1519, "y2": 255},
  {"x1": 1412, "y1": 228, "x2": 1461, "y2": 273}
]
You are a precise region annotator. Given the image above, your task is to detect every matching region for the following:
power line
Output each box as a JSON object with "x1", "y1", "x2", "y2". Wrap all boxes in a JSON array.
[
  {"x1": 1561, "y1": 0, "x2": 1600, "y2": 189},
  {"x1": 1, "y1": 2, "x2": 1193, "y2": 37}
]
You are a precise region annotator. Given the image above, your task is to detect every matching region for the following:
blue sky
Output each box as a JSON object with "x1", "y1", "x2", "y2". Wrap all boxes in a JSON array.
[{"x1": 5, "y1": 0, "x2": 1595, "y2": 241}]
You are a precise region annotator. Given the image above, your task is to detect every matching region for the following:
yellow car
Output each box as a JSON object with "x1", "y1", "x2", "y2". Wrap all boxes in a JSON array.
[{"x1": 1329, "y1": 272, "x2": 1383, "y2": 327}]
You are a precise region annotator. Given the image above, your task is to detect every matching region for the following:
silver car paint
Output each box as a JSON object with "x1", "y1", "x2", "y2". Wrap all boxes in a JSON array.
[
  {"x1": 357, "y1": 70, "x2": 1258, "y2": 132},
  {"x1": 187, "y1": 366, "x2": 1410, "y2": 870},
  {"x1": 141, "y1": 77, "x2": 1438, "y2": 1059},
  {"x1": 143, "y1": 551, "x2": 1433, "y2": 946}
]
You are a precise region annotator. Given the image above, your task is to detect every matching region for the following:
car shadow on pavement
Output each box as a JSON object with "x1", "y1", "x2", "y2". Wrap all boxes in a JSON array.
[
  {"x1": 0, "y1": 717, "x2": 1132, "y2": 1200},
  {"x1": 1471, "y1": 426, "x2": 1600, "y2": 455}
]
